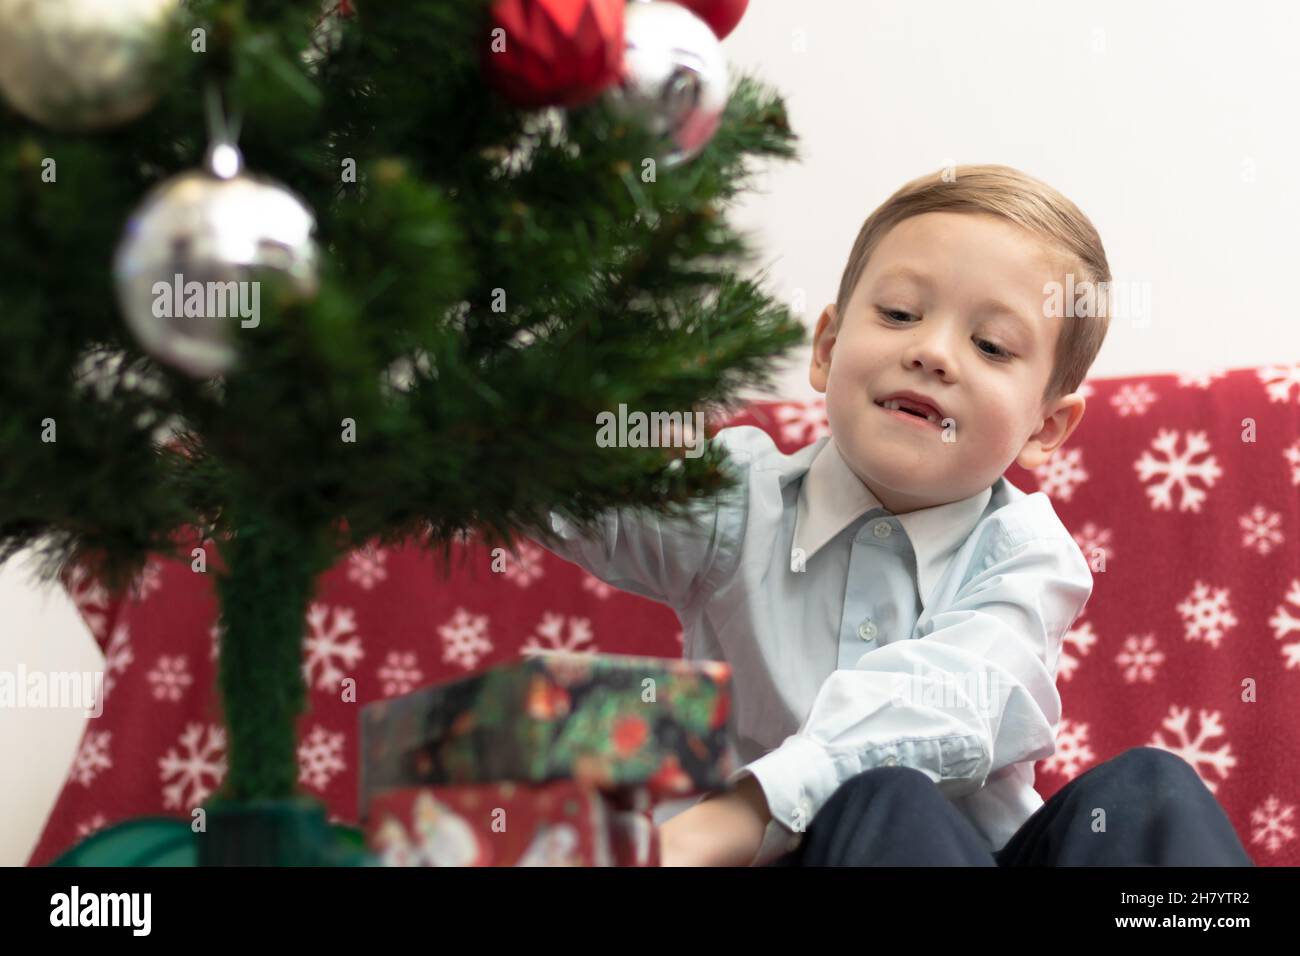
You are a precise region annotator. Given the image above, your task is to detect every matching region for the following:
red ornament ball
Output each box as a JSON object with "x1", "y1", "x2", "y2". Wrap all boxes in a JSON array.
[
  {"x1": 666, "y1": 0, "x2": 748, "y2": 39},
  {"x1": 485, "y1": 0, "x2": 626, "y2": 108}
]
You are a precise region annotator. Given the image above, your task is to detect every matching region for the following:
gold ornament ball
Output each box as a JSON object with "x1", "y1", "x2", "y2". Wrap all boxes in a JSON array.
[{"x1": 0, "y1": 0, "x2": 180, "y2": 131}]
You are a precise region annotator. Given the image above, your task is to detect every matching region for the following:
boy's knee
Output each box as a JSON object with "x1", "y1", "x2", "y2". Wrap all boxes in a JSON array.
[
  {"x1": 1084, "y1": 746, "x2": 1202, "y2": 797},
  {"x1": 1114, "y1": 746, "x2": 1197, "y2": 780},
  {"x1": 834, "y1": 764, "x2": 936, "y2": 804}
]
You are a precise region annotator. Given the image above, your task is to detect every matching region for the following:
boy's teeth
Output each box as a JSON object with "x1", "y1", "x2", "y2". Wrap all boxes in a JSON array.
[{"x1": 882, "y1": 399, "x2": 939, "y2": 424}]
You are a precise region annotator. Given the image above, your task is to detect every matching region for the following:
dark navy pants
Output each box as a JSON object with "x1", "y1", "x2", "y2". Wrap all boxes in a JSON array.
[{"x1": 767, "y1": 747, "x2": 1254, "y2": 866}]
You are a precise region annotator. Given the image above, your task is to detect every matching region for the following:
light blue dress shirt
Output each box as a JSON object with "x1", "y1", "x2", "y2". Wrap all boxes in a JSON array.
[{"x1": 534, "y1": 425, "x2": 1094, "y2": 865}]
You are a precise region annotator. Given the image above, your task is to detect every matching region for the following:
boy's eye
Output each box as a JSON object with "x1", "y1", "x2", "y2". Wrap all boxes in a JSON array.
[{"x1": 877, "y1": 308, "x2": 1013, "y2": 360}]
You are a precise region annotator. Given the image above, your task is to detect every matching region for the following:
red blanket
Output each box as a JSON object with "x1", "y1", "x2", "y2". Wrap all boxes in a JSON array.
[{"x1": 28, "y1": 363, "x2": 1300, "y2": 866}]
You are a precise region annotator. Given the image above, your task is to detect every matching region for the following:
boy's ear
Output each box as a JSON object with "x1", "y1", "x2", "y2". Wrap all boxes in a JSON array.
[
  {"x1": 809, "y1": 304, "x2": 837, "y2": 393},
  {"x1": 1017, "y1": 392, "x2": 1086, "y2": 470}
]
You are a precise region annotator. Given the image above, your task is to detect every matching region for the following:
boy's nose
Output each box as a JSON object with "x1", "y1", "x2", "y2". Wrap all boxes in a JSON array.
[{"x1": 905, "y1": 345, "x2": 954, "y2": 379}]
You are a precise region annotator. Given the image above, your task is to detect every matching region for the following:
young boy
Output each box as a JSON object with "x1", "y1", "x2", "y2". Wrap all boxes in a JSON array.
[{"x1": 534, "y1": 164, "x2": 1253, "y2": 867}]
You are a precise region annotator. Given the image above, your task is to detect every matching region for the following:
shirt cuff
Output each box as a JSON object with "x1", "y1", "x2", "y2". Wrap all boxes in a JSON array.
[
  {"x1": 752, "y1": 817, "x2": 802, "y2": 867},
  {"x1": 726, "y1": 736, "x2": 842, "y2": 865}
]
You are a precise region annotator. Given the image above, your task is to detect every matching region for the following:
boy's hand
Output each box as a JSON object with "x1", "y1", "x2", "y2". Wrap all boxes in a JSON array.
[
  {"x1": 657, "y1": 773, "x2": 772, "y2": 867},
  {"x1": 660, "y1": 403, "x2": 710, "y2": 463}
]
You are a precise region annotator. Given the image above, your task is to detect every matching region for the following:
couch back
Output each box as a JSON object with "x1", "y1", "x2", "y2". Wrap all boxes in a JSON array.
[{"x1": 29, "y1": 363, "x2": 1300, "y2": 866}]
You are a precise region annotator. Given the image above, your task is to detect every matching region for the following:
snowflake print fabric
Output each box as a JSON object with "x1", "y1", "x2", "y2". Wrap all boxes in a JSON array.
[{"x1": 27, "y1": 366, "x2": 1300, "y2": 866}]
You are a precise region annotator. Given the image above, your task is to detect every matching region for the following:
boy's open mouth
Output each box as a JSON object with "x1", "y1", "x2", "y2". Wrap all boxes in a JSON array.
[{"x1": 874, "y1": 397, "x2": 944, "y2": 428}]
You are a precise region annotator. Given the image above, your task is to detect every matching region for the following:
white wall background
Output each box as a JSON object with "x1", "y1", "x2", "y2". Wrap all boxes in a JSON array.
[
  {"x1": 725, "y1": 0, "x2": 1300, "y2": 402},
  {"x1": 4, "y1": 0, "x2": 1299, "y2": 866}
]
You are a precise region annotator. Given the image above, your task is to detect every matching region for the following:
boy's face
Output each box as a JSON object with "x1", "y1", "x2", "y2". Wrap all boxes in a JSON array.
[{"x1": 809, "y1": 211, "x2": 1087, "y2": 514}]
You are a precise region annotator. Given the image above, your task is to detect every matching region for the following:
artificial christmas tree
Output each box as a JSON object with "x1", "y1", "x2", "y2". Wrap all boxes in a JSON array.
[{"x1": 1, "y1": 0, "x2": 801, "y2": 865}]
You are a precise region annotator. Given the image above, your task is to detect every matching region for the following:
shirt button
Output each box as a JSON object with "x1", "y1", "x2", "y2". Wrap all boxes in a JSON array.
[
  {"x1": 873, "y1": 521, "x2": 892, "y2": 538},
  {"x1": 857, "y1": 620, "x2": 877, "y2": 641},
  {"x1": 795, "y1": 796, "x2": 814, "y2": 827}
]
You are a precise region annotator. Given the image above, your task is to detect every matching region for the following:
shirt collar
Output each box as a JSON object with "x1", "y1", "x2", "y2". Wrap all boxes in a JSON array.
[{"x1": 792, "y1": 436, "x2": 993, "y2": 609}]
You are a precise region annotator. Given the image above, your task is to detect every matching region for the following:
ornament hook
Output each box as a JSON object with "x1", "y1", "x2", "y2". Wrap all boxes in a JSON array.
[{"x1": 203, "y1": 81, "x2": 244, "y2": 179}]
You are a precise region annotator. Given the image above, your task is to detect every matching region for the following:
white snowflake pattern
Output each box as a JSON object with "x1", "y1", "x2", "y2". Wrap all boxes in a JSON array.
[
  {"x1": 1238, "y1": 504, "x2": 1285, "y2": 555},
  {"x1": 69, "y1": 730, "x2": 112, "y2": 786},
  {"x1": 674, "y1": 629, "x2": 684, "y2": 646},
  {"x1": 63, "y1": 562, "x2": 112, "y2": 641},
  {"x1": 129, "y1": 557, "x2": 165, "y2": 601},
  {"x1": 1176, "y1": 368, "x2": 1228, "y2": 389},
  {"x1": 377, "y1": 651, "x2": 424, "y2": 696},
  {"x1": 159, "y1": 723, "x2": 227, "y2": 810},
  {"x1": 302, "y1": 603, "x2": 365, "y2": 692},
  {"x1": 146, "y1": 656, "x2": 193, "y2": 702},
  {"x1": 298, "y1": 725, "x2": 347, "y2": 792},
  {"x1": 1070, "y1": 522, "x2": 1113, "y2": 570},
  {"x1": 522, "y1": 612, "x2": 596, "y2": 656},
  {"x1": 1134, "y1": 429, "x2": 1222, "y2": 512},
  {"x1": 1267, "y1": 579, "x2": 1300, "y2": 669},
  {"x1": 439, "y1": 607, "x2": 493, "y2": 670},
  {"x1": 1257, "y1": 362, "x2": 1300, "y2": 403},
  {"x1": 1057, "y1": 619, "x2": 1098, "y2": 682},
  {"x1": 1040, "y1": 718, "x2": 1095, "y2": 778},
  {"x1": 347, "y1": 546, "x2": 389, "y2": 590},
  {"x1": 75, "y1": 814, "x2": 108, "y2": 839},
  {"x1": 1077, "y1": 381, "x2": 1096, "y2": 400},
  {"x1": 209, "y1": 621, "x2": 221, "y2": 662},
  {"x1": 1249, "y1": 796, "x2": 1297, "y2": 854},
  {"x1": 1110, "y1": 382, "x2": 1158, "y2": 416},
  {"x1": 95, "y1": 622, "x2": 134, "y2": 707},
  {"x1": 1033, "y1": 447, "x2": 1089, "y2": 501},
  {"x1": 581, "y1": 574, "x2": 614, "y2": 600},
  {"x1": 774, "y1": 401, "x2": 829, "y2": 446},
  {"x1": 1115, "y1": 633, "x2": 1165, "y2": 683},
  {"x1": 1176, "y1": 580, "x2": 1238, "y2": 649},
  {"x1": 502, "y1": 540, "x2": 546, "y2": 588},
  {"x1": 1147, "y1": 705, "x2": 1236, "y2": 793},
  {"x1": 1284, "y1": 440, "x2": 1300, "y2": 487}
]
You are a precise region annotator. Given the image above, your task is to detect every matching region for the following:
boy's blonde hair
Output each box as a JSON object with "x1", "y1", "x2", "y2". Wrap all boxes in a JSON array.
[{"x1": 833, "y1": 164, "x2": 1110, "y2": 404}]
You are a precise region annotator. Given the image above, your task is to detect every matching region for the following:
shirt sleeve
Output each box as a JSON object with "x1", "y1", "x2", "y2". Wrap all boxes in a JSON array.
[
  {"x1": 527, "y1": 436, "x2": 754, "y2": 611},
  {"x1": 728, "y1": 530, "x2": 1093, "y2": 866}
]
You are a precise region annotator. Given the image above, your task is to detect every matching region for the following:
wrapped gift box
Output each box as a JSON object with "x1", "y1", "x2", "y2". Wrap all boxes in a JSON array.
[
  {"x1": 365, "y1": 780, "x2": 659, "y2": 867},
  {"x1": 608, "y1": 803, "x2": 658, "y2": 867},
  {"x1": 359, "y1": 651, "x2": 734, "y2": 817}
]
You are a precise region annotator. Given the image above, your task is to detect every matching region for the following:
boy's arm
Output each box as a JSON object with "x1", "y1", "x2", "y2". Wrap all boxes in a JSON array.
[
  {"x1": 728, "y1": 529, "x2": 1093, "y2": 865},
  {"x1": 527, "y1": 430, "x2": 757, "y2": 610},
  {"x1": 658, "y1": 773, "x2": 771, "y2": 867},
  {"x1": 531, "y1": 500, "x2": 725, "y2": 610}
]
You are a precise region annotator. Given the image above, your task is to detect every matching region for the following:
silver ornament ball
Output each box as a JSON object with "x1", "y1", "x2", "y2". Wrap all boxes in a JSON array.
[
  {"x1": 113, "y1": 156, "x2": 320, "y2": 378},
  {"x1": 605, "y1": 0, "x2": 729, "y2": 168},
  {"x1": 0, "y1": 0, "x2": 180, "y2": 131}
]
